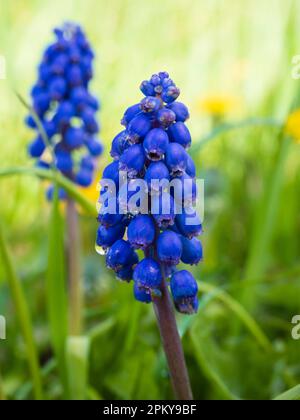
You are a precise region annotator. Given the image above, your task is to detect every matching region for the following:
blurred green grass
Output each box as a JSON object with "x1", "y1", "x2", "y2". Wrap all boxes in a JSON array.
[{"x1": 0, "y1": 0, "x2": 300, "y2": 400}]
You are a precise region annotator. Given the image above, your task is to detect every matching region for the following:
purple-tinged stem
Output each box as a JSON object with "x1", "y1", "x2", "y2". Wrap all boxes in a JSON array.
[
  {"x1": 152, "y1": 268, "x2": 193, "y2": 400},
  {"x1": 66, "y1": 198, "x2": 83, "y2": 336}
]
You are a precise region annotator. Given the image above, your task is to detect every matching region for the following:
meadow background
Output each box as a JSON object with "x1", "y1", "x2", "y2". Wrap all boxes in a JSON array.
[{"x1": 0, "y1": 0, "x2": 300, "y2": 400}]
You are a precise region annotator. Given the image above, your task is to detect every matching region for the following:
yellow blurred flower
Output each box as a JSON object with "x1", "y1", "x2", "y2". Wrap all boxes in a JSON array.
[
  {"x1": 285, "y1": 109, "x2": 300, "y2": 143},
  {"x1": 196, "y1": 94, "x2": 239, "y2": 118},
  {"x1": 78, "y1": 176, "x2": 100, "y2": 210}
]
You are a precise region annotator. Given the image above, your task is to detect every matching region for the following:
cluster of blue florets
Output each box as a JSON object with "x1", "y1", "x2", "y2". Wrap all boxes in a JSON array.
[
  {"x1": 96, "y1": 72, "x2": 202, "y2": 314},
  {"x1": 26, "y1": 23, "x2": 103, "y2": 199}
]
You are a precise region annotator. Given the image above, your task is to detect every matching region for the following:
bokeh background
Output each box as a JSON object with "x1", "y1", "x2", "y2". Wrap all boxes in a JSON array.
[{"x1": 0, "y1": 0, "x2": 300, "y2": 400}]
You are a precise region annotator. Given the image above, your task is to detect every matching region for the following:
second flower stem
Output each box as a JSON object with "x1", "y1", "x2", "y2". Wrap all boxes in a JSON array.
[
  {"x1": 152, "y1": 272, "x2": 193, "y2": 400},
  {"x1": 66, "y1": 198, "x2": 83, "y2": 336}
]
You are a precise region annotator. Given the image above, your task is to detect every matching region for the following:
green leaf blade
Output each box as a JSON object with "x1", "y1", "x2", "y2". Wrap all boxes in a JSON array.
[{"x1": 46, "y1": 187, "x2": 69, "y2": 397}]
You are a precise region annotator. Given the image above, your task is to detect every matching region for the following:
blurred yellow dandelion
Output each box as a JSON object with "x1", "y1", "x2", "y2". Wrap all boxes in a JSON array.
[
  {"x1": 285, "y1": 109, "x2": 300, "y2": 143},
  {"x1": 77, "y1": 176, "x2": 100, "y2": 214},
  {"x1": 196, "y1": 94, "x2": 240, "y2": 118}
]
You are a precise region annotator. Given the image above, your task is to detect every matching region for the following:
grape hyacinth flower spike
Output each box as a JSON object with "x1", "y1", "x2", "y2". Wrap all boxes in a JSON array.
[
  {"x1": 26, "y1": 22, "x2": 103, "y2": 196},
  {"x1": 26, "y1": 23, "x2": 103, "y2": 336},
  {"x1": 96, "y1": 72, "x2": 203, "y2": 400}
]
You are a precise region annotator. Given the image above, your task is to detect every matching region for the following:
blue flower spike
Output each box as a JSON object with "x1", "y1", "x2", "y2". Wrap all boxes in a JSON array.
[
  {"x1": 26, "y1": 23, "x2": 103, "y2": 200},
  {"x1": 97, "y1": 72, "x2": 202, "y2": 315}
]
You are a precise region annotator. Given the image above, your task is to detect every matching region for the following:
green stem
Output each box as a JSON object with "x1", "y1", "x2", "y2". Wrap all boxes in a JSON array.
[
  {"x1": 47, "y1": 188, "x2": 69, "y2": 397},
  {"x1": 66, "y1": 198, "x2": 83, "y2": 336},
  {"x1": 0, "y1": 167, "x2": 96, "y2": 216},
  {"x1": 0, "y1": 222, "x2": 43, "y2": 400},
  {"x1": 146, "y1": 232, "x2": 193, "y2": 400},
  {"x1": 152, "y1": 274, "x2": 193, "y2": 400}
]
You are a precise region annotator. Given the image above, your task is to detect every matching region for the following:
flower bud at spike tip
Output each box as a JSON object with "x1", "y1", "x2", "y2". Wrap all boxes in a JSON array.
[
  {"x1": 141, "y1": 96, "x2": 161, "y2": 113},
  {"x1": 140, "y1": 80, "x2": 155, "y2": 96}
]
